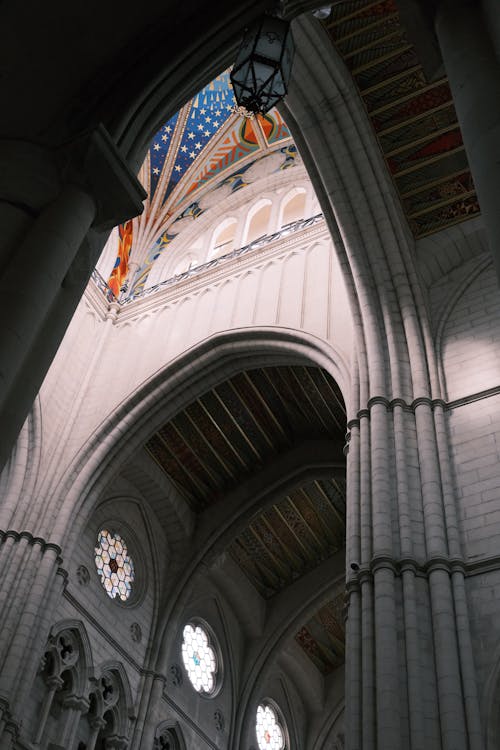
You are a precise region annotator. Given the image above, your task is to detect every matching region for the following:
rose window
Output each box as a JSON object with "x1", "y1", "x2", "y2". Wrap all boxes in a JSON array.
[
  {"x1": 181, "y1": 623, "x2": 218, "y2": 694},
  {"x1": 94, "y1": 529, "x2": 135, "y2": 601},
  {"x1": 256, "y1": 703, "x2": 286, "y2": 750}
]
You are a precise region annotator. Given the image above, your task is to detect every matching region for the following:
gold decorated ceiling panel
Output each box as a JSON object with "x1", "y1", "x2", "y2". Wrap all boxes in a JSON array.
[
  {"x1": 229, "y1": 477, "x2": 346, "y2": 599},
  {"x1": 322, "y1": 0, "x2": 480, "y2": 237}
]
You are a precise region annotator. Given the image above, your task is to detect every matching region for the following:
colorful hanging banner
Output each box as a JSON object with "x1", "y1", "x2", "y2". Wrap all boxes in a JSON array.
[{"x1": 108, "y1": 220, "x2": 133, "y2": 298}]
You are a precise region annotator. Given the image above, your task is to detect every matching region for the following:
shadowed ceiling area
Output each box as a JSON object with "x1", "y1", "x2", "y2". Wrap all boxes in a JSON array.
[{"x1": 145, "y1": 364, "x2": 347, "y2": 674}]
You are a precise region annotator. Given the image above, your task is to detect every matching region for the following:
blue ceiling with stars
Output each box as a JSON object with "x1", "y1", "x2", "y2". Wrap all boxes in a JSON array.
[{"x1": 149, "y1": 71, "x2": 235, "y2": 203}]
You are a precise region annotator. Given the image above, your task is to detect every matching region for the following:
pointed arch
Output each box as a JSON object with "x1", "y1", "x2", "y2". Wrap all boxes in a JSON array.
[{"x1": 49, "y1": 619, "x2": 95, "y2": 692}]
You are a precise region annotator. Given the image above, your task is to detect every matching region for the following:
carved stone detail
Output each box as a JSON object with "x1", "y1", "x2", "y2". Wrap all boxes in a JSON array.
[
  {"x1": 130, "y1": 623, "x2": 142, "y2": 643},
  {"x1": 214, "y1": 709, "x2": 224, "y2": 732},
  {"x1": 169, "y1": 664, "x2": 183, "y2": 687},
  {"x1": 76, "y1": 565, "x2": 90, "y2": 586}
]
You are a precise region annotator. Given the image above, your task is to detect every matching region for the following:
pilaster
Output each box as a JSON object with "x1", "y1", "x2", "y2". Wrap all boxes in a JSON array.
[{"x1": 0, "y1": 126, "x2": 146, "y2": 474}]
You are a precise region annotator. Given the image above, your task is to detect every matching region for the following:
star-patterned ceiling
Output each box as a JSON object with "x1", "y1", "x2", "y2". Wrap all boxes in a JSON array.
[
  {"x1": 113, "y1": 71, "x2": 297, "y2": 297},
  {"x1": 149, "y1": 73, "x2": 235, "y2": 203}
]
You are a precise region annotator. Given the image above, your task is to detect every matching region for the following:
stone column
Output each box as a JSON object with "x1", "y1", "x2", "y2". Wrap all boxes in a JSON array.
[
  {"x1": 434, "y1": 0, "x2": 500, "y2": 281},
  {"x1": 0, "y1": 125, "x2": 146, "y2": 473},
  {"x1": 60, "y1": 696, "x2": 90, "y2": 750},
  {"x1": 87, "y1": 718, "x2": 107, "y2": 750},
  {"x1": 33, "y1": 675, "x2": 64, "y2": 745}
]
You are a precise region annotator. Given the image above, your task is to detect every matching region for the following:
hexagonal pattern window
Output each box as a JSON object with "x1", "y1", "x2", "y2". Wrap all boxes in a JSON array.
[
  {"x1": 94, "y1": 529, "x2": 135, "y2": 601},
  {"x1": 256, "y1": 703, "x2": 286, "y2": 750},
  {"x1": 181, "y1": 623, "x2": 217, "y2": 694}
]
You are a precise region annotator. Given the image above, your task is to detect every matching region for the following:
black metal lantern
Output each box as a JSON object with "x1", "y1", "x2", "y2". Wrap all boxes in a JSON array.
[{"x1": 230, "y1": 15, "x2": 295, "y2": 116}]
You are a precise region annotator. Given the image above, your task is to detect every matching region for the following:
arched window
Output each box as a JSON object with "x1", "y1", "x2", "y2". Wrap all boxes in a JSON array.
[
  {"x1": 280, "y1": 188, "x2": 306, "y2": 227},
  {"x1": 244, "y1": 199, "x2": 272, "y2": 245},
  {"x1": 31, "y1": 627, "x2": 89, "y2": 748},
  {"x1": 94, "y1": 529, "x2": 135, "y2": 602},
  {"x1": 173, "y1": 254, "x2": 197, "y2": 276},
  {"x1": 154, "y1": 723, "x2": 185, "y2": 750},
  {"x1": 255, "y1": 702, "x2": 287, "y2": 750},
  {"x1": 181, "y1": 621, "x2": 220, "y2": 695},
  {"x1": 210, "y1": 218, "x2": 238, "y2": 258}
]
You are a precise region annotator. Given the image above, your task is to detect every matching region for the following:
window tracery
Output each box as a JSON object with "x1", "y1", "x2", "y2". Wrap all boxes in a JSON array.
[
  {"x1": 255, "y1": 703, "x2": 286, "y2": 750},
  {"x1": 94, "y1": 529, "x2": 135, "y2": 601},
  {"x1": 181, "y1": 622, "x2": 218, "y2": 694},
  {"x1": 154, "y1": 726, "x2": 181, "y2": 750}
]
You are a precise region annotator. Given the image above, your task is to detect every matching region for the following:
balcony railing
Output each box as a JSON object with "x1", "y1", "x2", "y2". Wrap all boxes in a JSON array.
[{"x1": 92, "y1": 212, "x2": 324, "y2": 306}]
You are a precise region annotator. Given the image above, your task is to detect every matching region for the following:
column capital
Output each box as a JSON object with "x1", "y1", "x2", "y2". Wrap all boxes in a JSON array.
[
  {"x1": 62, "y1": 694, "x2": 90, "y2": 712},
  {"x1": 45, "y1": 675, "x2": 64, "y2": 691},
  {"x1": 0, "y1": 126, "x2": 146, "y2": 231},
  {"x1": 104, "y1": 734, "x2": 129, "y2": 750},
  {"x1": 57, "y1": 125, "x2": 146, "y2": 230}
]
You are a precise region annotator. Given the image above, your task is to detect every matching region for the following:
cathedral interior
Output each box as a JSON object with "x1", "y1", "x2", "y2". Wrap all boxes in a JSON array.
[{"x1": 1, "y1": 1, "x2": 500, "y2": 749}]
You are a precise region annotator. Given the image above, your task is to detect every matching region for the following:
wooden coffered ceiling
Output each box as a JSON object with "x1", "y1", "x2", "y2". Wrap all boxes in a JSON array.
[
  {"x1": 145, "y1": 365, "x2": 347, "y2": 675},
  {"x1": 323, "y1": 0, "x2": 480, "y2": 238},
  {"x1": 229, "y1": 476, "x2": 346, "y2": 599},
  {"x1": 146, "y1": 365, "x2": 346, "y2": 512}
]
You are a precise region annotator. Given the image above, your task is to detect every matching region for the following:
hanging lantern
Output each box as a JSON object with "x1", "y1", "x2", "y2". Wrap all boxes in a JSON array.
[{"x1": 230, "y1": 15, "x2": 295, "y2": 116}]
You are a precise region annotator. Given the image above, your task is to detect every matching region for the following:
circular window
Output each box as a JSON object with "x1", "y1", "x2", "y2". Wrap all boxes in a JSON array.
[
  {"x1": 94, "y1": 529, "x2": 135, "y2": 601},
  {"x1": 181, "y1": 622, "x2": 219, "y2": 695},
  {"x1": 256, "y1": 703, "x2": 286, "y2": 750}
]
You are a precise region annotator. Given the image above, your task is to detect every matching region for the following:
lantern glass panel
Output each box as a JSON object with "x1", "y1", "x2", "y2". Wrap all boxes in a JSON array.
[
  {"x1": 254, "y1": 17, "x2": 288, "y2": 62},
  {"x1": 231, "y1": 15, "x2": 294, "y2": 115}
]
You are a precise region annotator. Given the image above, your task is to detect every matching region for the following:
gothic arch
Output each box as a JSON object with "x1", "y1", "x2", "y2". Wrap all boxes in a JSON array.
[
  {"x1": 283, "y1": 14, "x2": 438, "y2": 403},
  {"x1": 49, "y1": 619, "x2": 95, "y2": 693},
  {"x1": 278, "y1": 186, "x2": 307, "y2": 227},
  {"x1": 91, "y1": 660, "x2": 134, "y2": 740},
  {"x1": 242, "y1": 198, "x2": 273, "y2": 246},
  {"x1": 435, "y1": 254, "x2": 493, "y2": 399},
  {"x1": 154, "y1": 721, "x2": 187, "y2": 750},
  {"x1": 231, "y1": 550, "x2": 345, "y2": 749},
  {"x1": 50, "y1": 327, "x2": 350, "y2": 550},
  {"x1": 154, "y1": 442, "x2": 345, "y2": 664}
]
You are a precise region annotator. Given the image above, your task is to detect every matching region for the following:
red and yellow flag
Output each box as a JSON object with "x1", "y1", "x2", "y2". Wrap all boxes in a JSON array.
[{"x1": 108, "y1": 220, "x2": 133, "y2": 298}]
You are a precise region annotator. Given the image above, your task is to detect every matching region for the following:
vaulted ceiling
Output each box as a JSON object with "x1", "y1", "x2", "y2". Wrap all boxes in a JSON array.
[
  {"x1": 146, "y1": 365, "x2": 346, "y2": 510},
  {"x1": 134, "y1": 0, "x2": 484, "y2": 679},
  {"x1": 126, "y1": 72, "x2": 299, "y2": 296},
  {"x1": 145, "y1": 364, "x2": 347, "y2": 675}
]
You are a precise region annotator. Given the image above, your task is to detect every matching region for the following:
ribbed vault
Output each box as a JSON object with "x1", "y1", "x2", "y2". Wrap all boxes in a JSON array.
[{"x1": 145, "y1": 363, "x2": 347, "y2": 675}]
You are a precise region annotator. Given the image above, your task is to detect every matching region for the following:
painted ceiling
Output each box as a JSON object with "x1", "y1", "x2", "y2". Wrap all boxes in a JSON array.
[
  {"x1": 322, "y1": 0, "x2": 480, "y2": 238},
  {"x1": 116, "y1": 71, "x2": 298, "y2": 297},
  {"x1": 295, "y1": 594, "x2": 345, "y2": 675},
  {"x1": 107, "y1": 3, "x2": 483, "y2": 299},
  {"x1": 145, "y1": 365, "x2": 347, "y2": 674}
]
